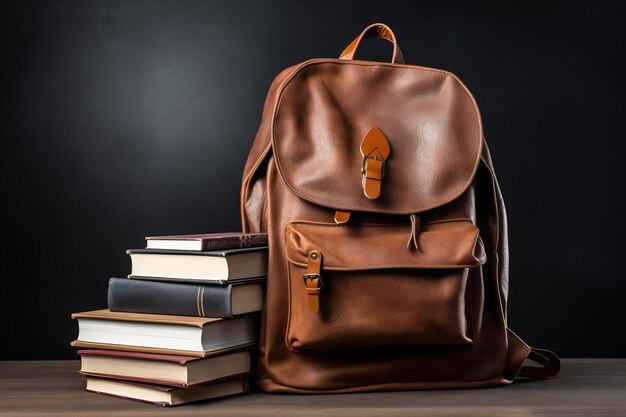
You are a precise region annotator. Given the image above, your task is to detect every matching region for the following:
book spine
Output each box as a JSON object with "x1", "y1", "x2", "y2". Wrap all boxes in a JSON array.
[
  {"x1": 202, "y1": 235, "x2": 268, "y2": 250},
  {"x1": 202, "y1": 237, "x2": 247, "y2": 251},
  {"x1": 108, "y1": 278, "x2": 233, "y2": 318}
]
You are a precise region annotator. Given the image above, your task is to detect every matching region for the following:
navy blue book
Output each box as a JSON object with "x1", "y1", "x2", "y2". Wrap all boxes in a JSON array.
[{"x1": 108, "y1": 277, "x2": 265, "y2": 319}]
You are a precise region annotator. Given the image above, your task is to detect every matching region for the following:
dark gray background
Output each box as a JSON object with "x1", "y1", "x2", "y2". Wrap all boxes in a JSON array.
[{"x1": 2, "y1": 0, "x2": 624, "y2": 359}]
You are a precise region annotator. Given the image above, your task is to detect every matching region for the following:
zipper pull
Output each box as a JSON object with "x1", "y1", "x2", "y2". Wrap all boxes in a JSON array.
[{"x1": 407, "y1": 214, "x2": 420, "y2": 250}]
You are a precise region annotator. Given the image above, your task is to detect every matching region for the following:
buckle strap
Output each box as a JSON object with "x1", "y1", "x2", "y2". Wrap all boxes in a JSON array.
[
  {"x1": 362, "y1": 155, "x2": 386, "y2": 180},
  {"x1": 519, "y1": 347, "x2": 561, "y2": 379},
  {"x1": 505, "y1": 328, "x2": 561, "y2": 381},
  {"x1": 334, "y1": 210, "x2": 351, "y2": 224},
  {"x1": 304, "y1": 250, "x2": 323, "y2": 313},
  {"x1": 360, "y1": 127, "x2": 391, "y2": 200}
]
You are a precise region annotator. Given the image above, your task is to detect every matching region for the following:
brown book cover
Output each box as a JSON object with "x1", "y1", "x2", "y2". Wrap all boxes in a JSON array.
[
  {"x1": 71, "y1": 309, "x2": 222, "y2": 328},
  {"x1": 77, "y1": 349, "x2": 252, "y2": 387},
  {"x1": 78, "y1": 349, "x2": 205, "y2": 365},
  {"x1": 145, "y1": 232, "x2": 268, "y2": 251},
  {"x1": 71, "y1": 340, "x2": 254, "y2": 358},
  {"x1": 71, "y1": 309, "x2": 258, "y2": 357}
]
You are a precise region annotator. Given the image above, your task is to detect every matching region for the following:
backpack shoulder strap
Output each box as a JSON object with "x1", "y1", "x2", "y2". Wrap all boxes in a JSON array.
[{"x1": 505, "y1": 328, "x2": 561, "y2": 381}]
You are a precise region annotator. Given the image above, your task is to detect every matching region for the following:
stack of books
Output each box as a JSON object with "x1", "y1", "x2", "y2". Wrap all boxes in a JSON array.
[{"x1": 70, "y1": 232, "x2": 268, "y2": 406}]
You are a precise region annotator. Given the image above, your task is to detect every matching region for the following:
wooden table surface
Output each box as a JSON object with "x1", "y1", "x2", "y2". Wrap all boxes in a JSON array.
[{"x1": 1, "y1": 359, "x2": 625, "y2": 416}]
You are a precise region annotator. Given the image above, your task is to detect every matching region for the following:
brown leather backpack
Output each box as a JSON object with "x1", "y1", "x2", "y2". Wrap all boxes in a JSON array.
[{"x1": 241, "y1": 23, "x2": 560, "y2": 393}]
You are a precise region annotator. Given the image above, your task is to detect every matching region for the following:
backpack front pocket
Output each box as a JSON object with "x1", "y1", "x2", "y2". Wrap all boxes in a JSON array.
[{"x1": 285, "y1": 220, "x2": 486, "y2": 352}]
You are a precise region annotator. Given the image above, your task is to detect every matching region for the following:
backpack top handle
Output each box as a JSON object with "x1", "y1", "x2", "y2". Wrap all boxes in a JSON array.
[{"x1": 339, "y1": 23, "x2": 405, "y2": 64}]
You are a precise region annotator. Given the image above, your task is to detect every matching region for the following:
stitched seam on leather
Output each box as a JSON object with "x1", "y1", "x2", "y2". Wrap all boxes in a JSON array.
[
  {"x1": 284, "y1": 225, "x2": 297, "y2": 352},
  {"x1": 286, "y1": 260, "x2": 481, "y2": 270},
  {"x1": 285, "y1": 263, "x2": 296, "y2": 351},
  {"x1": 285, "y1": 220, "x2": 483, "y2": 269},
  {"x1": 289, "y1": 218, "x2": 472, "y2": 229},
  {"x1": 491, "y1": 251, "x2": 509, "y2": 345},
  {"x1": 422, "y1": 218, "x2": 473, "y2": 226},
  {"x1": 270, "y1": 59, "x2": 484, "y2": 214},
  {"x1": 479, "y1": 153, "x2": 501, "y2": 253},
  {"x1": 260, "y1": 180, "x2": 268, "y2": 232},
  {"x1": 289, "y1": 340, "x2": 473, "y2": 354},
  {"x1": 466, "y1": 268, "x2": 475, "y2": 344}
]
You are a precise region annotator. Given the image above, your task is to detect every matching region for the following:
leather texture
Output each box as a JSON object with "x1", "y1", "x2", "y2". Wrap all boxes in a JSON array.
[
  {"x1": 107, "y1": 277, "x2": 258, "y2": 319},
  {"x1": 271, "y1": 60, "x2": 483, "y2": 214},
  {"x1": 240, "y1": 23, "x2": 559, "y2": 393}
]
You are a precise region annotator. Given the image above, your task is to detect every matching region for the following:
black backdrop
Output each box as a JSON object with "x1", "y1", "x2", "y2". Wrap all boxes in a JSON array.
[{"x1": 2, "y1": 0, "x2": 625, "y2": 360}]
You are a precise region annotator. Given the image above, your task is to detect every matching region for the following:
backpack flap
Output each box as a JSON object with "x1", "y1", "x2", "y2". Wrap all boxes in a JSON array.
[{"x1": 272, "y1": 59, "x2": 483, "y2": 215}]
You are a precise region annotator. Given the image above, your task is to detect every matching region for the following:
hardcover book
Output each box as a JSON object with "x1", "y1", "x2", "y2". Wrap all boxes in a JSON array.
[
  {"x1": 108, "y1": 277, "x2": 265, "y2": 318},
  {"x1": 78, "y1": 349, "x2": 251, "y2": 388},
  {"x1": 85, "y1": 376, "x2": 248, "y2": 406},
  {"x1": 71, "y1": 309, "x2": 258, "y2": 357},
  {"x1": 127, "y1": 247, "x2": 268, "y2": 282},
  {"x1": 145, "y1": 232, "x2": 268, "y2": 251}
]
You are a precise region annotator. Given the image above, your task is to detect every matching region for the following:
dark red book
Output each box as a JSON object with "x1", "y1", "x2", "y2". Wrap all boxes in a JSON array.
[
  {"x1": 85, "y1": 376, "x2": 248, "y2": 406},
  {"x1": 145, "y1": 232, "x2": 267, "y2": 251}
]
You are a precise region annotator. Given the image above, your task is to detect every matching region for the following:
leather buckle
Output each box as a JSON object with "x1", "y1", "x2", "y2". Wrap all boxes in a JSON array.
[
  {"x1": 361, "y1": 155, "x2": 386, "y2": 179},
  {"x1": 305, "y1": 250, "x2": 323, "y2": 312},
  {"x1": 303, "y1": 273, "x2": 323, "y2": 287},
  {"x1": 360, "y1": 127, "x2": 391, "y2": 200}
]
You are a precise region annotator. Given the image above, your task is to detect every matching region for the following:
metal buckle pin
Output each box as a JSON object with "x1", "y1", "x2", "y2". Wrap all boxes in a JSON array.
[
  {"x1": 303, "y1": 273, "x2": 323, "y2": 287},
  {"x1": 361, "y1": 155, "x2": 386, "y2": 179}
]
